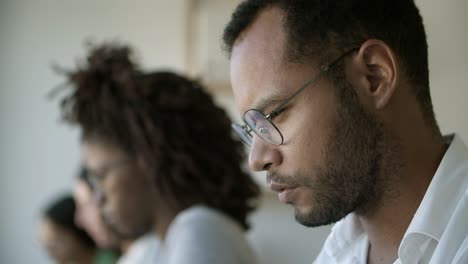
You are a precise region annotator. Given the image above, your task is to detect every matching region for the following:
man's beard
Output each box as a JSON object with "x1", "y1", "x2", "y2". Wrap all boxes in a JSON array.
[{"x1": 271, "y1": 80, "x2": 402, "y2": 227}]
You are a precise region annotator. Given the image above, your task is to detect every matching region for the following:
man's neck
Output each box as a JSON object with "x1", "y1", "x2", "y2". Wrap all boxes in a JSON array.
[
  {"x1": 360, "y1": 128, "x2": 447, "y2": 264},
  {"x1": 360, "y1": 185, "x2": 427, "y2": 264}
]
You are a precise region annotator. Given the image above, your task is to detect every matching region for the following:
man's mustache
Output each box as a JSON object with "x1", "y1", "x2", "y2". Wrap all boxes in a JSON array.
[{"x1": 267, "y1": 172, "x2": 300, "y2": 187}]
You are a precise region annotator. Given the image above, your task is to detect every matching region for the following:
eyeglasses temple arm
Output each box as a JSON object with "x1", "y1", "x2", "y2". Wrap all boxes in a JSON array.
[{"x1": 267, "y1": 47, "x2": 359, "y2": 119}]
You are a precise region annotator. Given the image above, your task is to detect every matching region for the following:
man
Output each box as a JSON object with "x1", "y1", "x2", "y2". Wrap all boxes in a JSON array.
[{"x1": 223, "y1": 0, "x2": 468, "y2": 263}]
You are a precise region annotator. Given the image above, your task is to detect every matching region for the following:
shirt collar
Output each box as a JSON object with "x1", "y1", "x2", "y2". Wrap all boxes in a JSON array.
[
  {"x1": 323, "y1": 213, "x2": 367, "y2": 261},
  {"x1": 320, "y1": 134, "x2": 468, "y2": 262},
  {"x1": 399, "y1": 134, "x2": 468, "y2": 258}
]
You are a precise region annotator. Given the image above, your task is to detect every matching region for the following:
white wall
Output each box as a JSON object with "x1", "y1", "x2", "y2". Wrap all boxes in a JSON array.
[
  {"x1": 248, "y1": 194, "x2": 331, "y2": 264},
  {"x1": 417, "y1": 0, "x2": 468, "y2": 141},
  {"x1": 0, "y1": 1, "x2": 187, "y2": 263},
  {"x1": 0, "y1": 1, "x2": 467, "y2": 264}
]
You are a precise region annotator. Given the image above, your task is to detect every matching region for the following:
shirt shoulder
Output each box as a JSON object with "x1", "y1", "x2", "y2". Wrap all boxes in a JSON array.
[
  {"x1": 117, "y1": 234, "x2": 161, "y2": 264},
  {"x1": 165, "y1": 206, "x2": 256, "y2": 264},
  {"x1": 452, "y1": 233, "x2": 468, "y2": 263}
]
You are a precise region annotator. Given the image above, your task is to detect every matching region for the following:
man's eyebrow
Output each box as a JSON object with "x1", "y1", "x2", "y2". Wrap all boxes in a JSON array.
[{"x1": 253, "y1": 93, "x2": 289, "y2": 114}]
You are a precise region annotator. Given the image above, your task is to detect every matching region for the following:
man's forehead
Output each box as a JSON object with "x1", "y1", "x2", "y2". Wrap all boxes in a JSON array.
[
  {"x1": 229, "y1": 7, "x2": 288, "y2": 115},
  {"x1": 230, "y1": 53, "x2": 287, "y2": 115}
]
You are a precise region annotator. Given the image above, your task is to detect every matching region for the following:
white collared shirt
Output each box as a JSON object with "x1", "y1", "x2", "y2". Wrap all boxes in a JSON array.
[
  {"x1": 159, "y1": 205, "x2": 257, "y2": 264},
  {"x1": 117, "y1": 233, "x2": 161, "y2": 264},
  {"x1": 314, "y1": 134, "x2": 468, "y2": 264}
]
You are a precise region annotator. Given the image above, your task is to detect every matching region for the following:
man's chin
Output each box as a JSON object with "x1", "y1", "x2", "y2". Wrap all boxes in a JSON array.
[
  {"x1": 292, "y1": 206, "x2": 315, "y2": 226},
  {"x1": 293, "y1": 206, "x2": 344, "y2": 227}
]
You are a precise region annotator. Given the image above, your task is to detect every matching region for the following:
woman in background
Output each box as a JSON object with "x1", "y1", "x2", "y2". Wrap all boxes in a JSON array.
[
  {"x1": 74, "y1": 167, "x2": 160, "y2": 264},
  {"x1": 58, "y1": 43, "x2": 260, "y2": 264}
]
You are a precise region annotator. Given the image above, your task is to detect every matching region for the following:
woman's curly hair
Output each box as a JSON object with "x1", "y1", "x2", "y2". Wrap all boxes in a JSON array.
[{"x1": 59, "y1": 43, "x2": 260, "y2": 229}]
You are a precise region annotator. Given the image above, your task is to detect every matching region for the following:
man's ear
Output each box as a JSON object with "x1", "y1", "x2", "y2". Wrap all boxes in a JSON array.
[{"x1": 346, "y1": 39, "x2": 400, "y2": 110}]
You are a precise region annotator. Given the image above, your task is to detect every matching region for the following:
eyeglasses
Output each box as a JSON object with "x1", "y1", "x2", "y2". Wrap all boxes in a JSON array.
[
  {"x1": 85, "y1": 159, "x2": 129, "y2": 201},
  {"x1": 232, "y1": 48, "x2": 358, "y2": 147}
]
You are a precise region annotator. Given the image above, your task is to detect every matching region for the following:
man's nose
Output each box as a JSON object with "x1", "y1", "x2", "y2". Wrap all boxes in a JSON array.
[{"x1": 248, "y1": 135, "x2": 282, "y2": 171}]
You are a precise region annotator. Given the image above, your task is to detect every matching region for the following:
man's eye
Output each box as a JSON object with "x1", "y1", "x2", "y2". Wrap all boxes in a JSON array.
[
  {"x1": 257, "y1": 126, "x2": 269, "y2": 135},
  {"x1": 270, "y1": 106, "x2": 288, "y2": 121}
]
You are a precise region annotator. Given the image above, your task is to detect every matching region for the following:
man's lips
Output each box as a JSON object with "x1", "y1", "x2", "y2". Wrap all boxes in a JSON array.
[
  {"x1": 269, "y1": 182, "x2": 298, "y2": 203},
  {"x1": 269, "y1": 182, "x2": 293, "y2": 193}
]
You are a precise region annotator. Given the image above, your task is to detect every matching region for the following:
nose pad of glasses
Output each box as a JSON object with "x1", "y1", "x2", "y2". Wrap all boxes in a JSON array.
[{"x1": 232, "y1": 123, "x2": 253, "y2": 146}]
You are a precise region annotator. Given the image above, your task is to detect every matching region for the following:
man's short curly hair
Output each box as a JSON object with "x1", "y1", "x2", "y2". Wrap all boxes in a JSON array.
[
  {"x1": 59, "y1": 43, "x2": 260, "y2": 230},
  {"x1": 223, "y1": 0, "x2": 438, "y2": 129}
]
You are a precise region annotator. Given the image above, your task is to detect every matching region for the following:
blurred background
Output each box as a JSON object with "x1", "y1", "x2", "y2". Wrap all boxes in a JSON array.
[{"x1": 0, "y1": 0, "x2": 467, "y2": 263}]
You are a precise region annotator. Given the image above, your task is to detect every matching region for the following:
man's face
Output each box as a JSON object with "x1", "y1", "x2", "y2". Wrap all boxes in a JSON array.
[
  {"x1": 230, "y1": 7, "x2": 392, "y2": 226},
  {"x1": 81, "y1": 141, "x2": 155, "y2": 239},
  {"x1": 74, "y1": 179, "x2": 120, "y2": 248}
]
